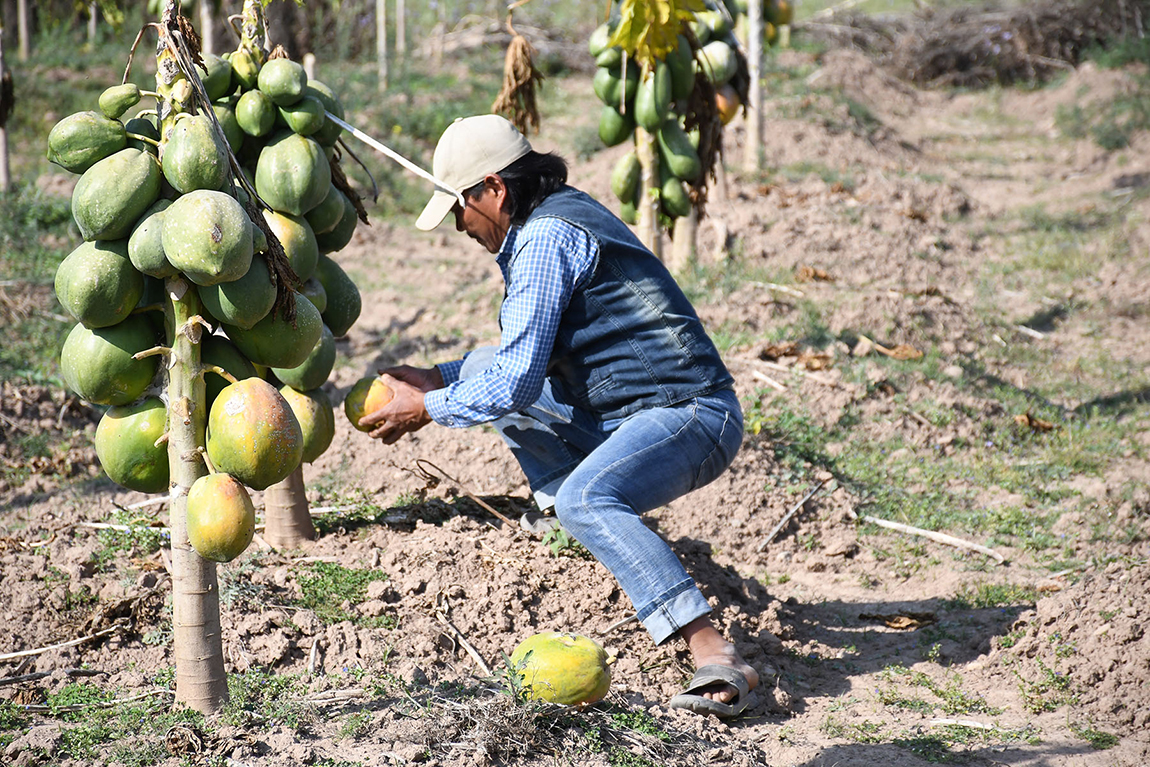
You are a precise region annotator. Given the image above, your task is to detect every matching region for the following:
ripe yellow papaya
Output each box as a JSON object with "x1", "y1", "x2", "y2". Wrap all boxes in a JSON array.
[
  {"x1": 187, "y1": 473, "x2": 255, "y2": 562},
  {"x1": 206, "y1": 378, "x2": 303, "y2": 491},
  {"x1": 509, "y1": 632, "x2": 611, "y2": 706},
  {"x1": 344, "y1": 376, "x2": 394, "y2": 432}
]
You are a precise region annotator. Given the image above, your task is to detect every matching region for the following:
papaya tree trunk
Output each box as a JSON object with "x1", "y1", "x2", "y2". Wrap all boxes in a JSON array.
[
  {"x1": 376, "y1": 0, "x2": 388, "y2": 91},
  {"x1": 395, "y1": 0, "x2": 405, "y2": 67},
  {"x1": 16, "y1": 0, "x2": 28, "y2": 62},
  {"x1": 165, "y1": 279, "x2": 228, "y2": 712},
  {"x1": 199, "y1": 0, "x2": 216, "y2": 55},
  {"x1": 157, "y1": 2, "x2": 227, "y2": 713},
  {"x1": 87, "y1": 3, "x2": 97, "y2": 47},
  {"x1": 263, "y1": 466, "x2": 315, "y2": 549},
  {"x1": 744, "y1": 0, "x2": 763, "y2": 173},
  {"x1": 670, "y1": 207, "x2": 696, "y2": 274},
  {"x1": 635, "y1": 125, "x2": 662, "y2": 258}
]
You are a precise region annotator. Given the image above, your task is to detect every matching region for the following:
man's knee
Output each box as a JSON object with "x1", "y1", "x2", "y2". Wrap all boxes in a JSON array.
[{"x1": 458, "y1": 346, "x2": 498, "y2": 381}]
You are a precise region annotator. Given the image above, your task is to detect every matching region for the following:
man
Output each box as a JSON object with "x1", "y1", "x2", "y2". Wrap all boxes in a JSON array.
[{"x1": 360, "y1": 114, "x2": 758, "y2": 717}]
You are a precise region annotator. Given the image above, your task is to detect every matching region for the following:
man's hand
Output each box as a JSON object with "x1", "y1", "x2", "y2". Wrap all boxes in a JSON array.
[
  {"x1": 358, "y1": 367, "x2": 442, "y2": 444},
  {"x1": 381, "y1": 364, "x2": 444, "y2": 393}
]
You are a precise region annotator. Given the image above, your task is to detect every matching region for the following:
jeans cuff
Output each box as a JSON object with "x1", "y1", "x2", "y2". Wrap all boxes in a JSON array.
[{"x1": 636, "y1": 580, "x2": 712, "y2": 645}]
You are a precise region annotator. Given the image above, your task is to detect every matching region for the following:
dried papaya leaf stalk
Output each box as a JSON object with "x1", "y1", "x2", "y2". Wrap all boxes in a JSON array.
[{"x1": 492, "y1": 30, "x2": 544, "y2": 135}]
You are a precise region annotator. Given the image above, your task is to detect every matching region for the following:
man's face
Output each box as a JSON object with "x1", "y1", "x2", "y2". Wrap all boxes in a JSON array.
[{"x1": 452, "y1": 180, "x2": 508, "y2": 254}]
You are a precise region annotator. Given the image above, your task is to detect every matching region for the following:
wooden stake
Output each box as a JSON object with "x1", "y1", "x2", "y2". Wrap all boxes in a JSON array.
[
  {"x1": 757, "y1": 480, "x2": 828, "y2": 553},
  {"x1": 848, "y1": 508, "x2": 1007, "y2": 565}
]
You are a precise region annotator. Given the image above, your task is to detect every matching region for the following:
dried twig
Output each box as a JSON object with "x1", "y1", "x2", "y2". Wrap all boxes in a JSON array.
[
  {"x1": 847, "y1": 508, "x2": 1007, "y2": 564},
  {"x1": 414, "y1": 459, "x2": 517, "y2": 528},
  {"x1": 757, "y1": 480, "x2": 829, "y2": 553},
  {"x1": 0, "y1": 668, "x2": 106, "y2": 687},
  {"x1": 0, "y1": 623, "x2": 126, "y2": 662},
  {"x1": 20, "y1": 688, "x2": 171, "y2": 713},
  {"x1": 600, "y1": 614, "x2": 639, "y2": 636},
  {"x1": 435, "y1": 610, "x2": 492, "y2": 676}
]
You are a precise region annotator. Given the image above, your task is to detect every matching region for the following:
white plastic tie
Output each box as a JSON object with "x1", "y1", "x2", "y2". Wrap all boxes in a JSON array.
[{"x1": 326, "y1": 113, "x2": 466, "y2": 206}]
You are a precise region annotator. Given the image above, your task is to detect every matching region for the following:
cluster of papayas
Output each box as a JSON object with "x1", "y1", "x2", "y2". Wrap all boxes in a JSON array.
[
  {"x1": 592, "y1": 0, "x2": 748, "y2": 225},
  {"x1": 49, "y1": 27, "x2": 365, "y2": 564}
]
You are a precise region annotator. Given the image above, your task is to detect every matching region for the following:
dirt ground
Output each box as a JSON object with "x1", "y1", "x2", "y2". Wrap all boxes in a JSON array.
[{"x1": 3, "y1": 43, "x2": 1150, "y2": 767}]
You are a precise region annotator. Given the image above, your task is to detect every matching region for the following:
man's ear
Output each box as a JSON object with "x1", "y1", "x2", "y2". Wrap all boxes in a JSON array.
[{"x1": 486, "y1": 174, "x2": 509, "y2": 207}]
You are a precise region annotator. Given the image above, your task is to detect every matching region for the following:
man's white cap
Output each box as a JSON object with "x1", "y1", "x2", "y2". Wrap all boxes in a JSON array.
[{"x1": 415, "y1": 114, "x2": 534, "y2": 231}]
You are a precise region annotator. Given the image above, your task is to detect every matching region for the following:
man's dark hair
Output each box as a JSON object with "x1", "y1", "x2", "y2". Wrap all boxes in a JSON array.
[{"x1": 463, "y1": 151, "x2": 568, "y2": 226}]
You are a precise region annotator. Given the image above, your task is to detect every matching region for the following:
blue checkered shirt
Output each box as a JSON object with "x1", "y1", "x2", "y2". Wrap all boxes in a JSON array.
[{"x1": 423, "y1": 217, "x2": 599, "y2": 428}]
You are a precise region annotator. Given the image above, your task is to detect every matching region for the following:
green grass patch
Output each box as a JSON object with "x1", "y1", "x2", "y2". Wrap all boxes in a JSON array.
[
  {"x1": 946, "y1": 582, "x2": 1039, "y2": 610},
  {"x1": 93, "y1": 507, "x2": 166, "y2": 570},
  {"x1": 1070, "y1": 721, "x2": 1120, "y2": 750},
  {"x1": 224, "y1": 669, "x2": 312, "y2": 730},
  {"x1": 293, "y1": 560, "x2": 394, "y2": 627}
]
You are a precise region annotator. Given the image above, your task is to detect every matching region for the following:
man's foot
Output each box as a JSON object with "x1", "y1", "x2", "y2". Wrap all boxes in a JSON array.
[{"x1": 678, "y1": 617, "x2": 759, "y2": 706}]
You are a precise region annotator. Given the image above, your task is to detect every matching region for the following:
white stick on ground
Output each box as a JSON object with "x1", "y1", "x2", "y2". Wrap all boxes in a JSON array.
[
  {"x1": 848, "y1": 508, "x2": 1007, "y2": 565},
  {"x1": 0, "y1": 624, "x2": 123, "y2": 661}
]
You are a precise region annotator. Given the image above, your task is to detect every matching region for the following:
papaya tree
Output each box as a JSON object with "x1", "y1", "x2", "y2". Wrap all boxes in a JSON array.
[
  {"x1": 47, "y1": 0, "x2": 366, "y2": 712},
  {"x1": 591, "y1": 0, "x2": 749, "y2": 270}
]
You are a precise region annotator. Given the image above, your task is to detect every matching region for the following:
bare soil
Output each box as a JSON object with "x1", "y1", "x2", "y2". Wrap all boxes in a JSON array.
[{"x1": 3, "y1": 47, "x2": 1150, "y2": 767}]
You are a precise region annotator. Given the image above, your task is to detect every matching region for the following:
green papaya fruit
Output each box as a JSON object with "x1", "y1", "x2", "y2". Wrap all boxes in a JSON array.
[
  {"x1": 47, "y1": 111, "x2": 127, "y2": 174},
  {"x1": 262, "y1": 209, "x2": 318, "y2": 283},
  {"x1": 588, "y1": 22, "x2": 615, "y2": 57},
  {"x1": 661, "y1": 173, "x2": 691, "y2": 218},
  {"x1": 255, "y1": 131, "x2": 330, "y2": 216},
  {"x1": 301, "y1": 277, "x2": 328, "y2": 314},
  {"x1": 257, "y1": 58, "x2": 307, "y2": 106},
  {"x1": 199, "y1": 254, "x2": 276, "y2": 330},
  {"x1": 124, "y1": 115, "x2": 160, "y2": 156},
  {"x1": 130, "y1": 200, "x2": 177, "y2": 280},
  {"x1": 95, "y1": 397, "x2": 170, "y2": 493},
  {"x1": 224, "y1": 291, "x2": 323, "y2": 369},
  {"x1": 657, "y1": 118, "x2": 701, "y2": 182},
  {"x1": 60, "y1": 315, "x2": 160, "y2": 406},
  {"x1": 202, "y1": 334, "x2": 258, "y2": 409},
  {"x1": 72, "y1": 148, "x2": 161, "y2": 241},
  {"x1": 212, "y1": 99, "x2": 244, "y2": 152},
  {"x1": 599, "y1": 106, "x2": 634, "y2": 147},
  {"x1": 667, "y1": 35, "x2": 695, "y2": 102},
  {"x1": 634, "y1": 61, "x2": 672, "y2": 131},
  {"x1": 162, "y1": 114, "x2": 228, "y2": 194},
  {"x1": 99, "y1": 84, "x2": 141, "y2": 120},
  {"x1": 595, "y1": 47, "x2": 622, "y2": 69},
  {"x1": 610, "y1": 151, "x2": 641, "y2": 204},
  {"x1": 619, "y1": 199, "x2": 639, "y2": 225},
  {"x1": 199, "y1": 52, "x2": 234, "y2": 101},
  {"x1": 271, "y1": 323, "x2": 335, "y2": 391},
  {"x1": 55, "y1": 238, "x2": 144, "y2": 329},
  {"x1": 314, "y1": 192, "x2": 358, "y2": 254},
  {"x1": 235, "y1": 89, "x2": 276, "y2": 137},
  {"x1": 230, "y1": 49, "x2": 260, "y2": 90},
  {"x1": 162, "y1": 190, "x2": 254, "y2": 286},
  {"x1": 277, "y1": 95, "x2": 326, "y2": 136},
  {"x1": 305, "y1": 184, "x2": 345, "y2": 236},
  {"x1": 304, "y1": 80, "x2": 344, "y2": 147},
  {"x1": 697, "y1": 40, "x2": 737, "y2": 86},
  {"x1": 314, "y1": 253, "x2": 361, "y2": 337}
]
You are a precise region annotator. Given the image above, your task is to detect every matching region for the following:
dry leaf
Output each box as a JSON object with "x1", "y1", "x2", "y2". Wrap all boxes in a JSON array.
[
  {"x1": 795, "y1": 265, "x2": 833, "y2": 283},
  {"x1": 798, "y1": 350, "x2": 834, "y2": 371},
  {"x1": 759, "y1": 341, "x2": 799, "y2": 360},
  {"x1": 1014, "y1": 412, "x2": 1055, "y2": 432},
  {"x1": 859, "y1": 612, "x2": 937, "y2": 630},
  {"x1": 876, "y1": 343, "x2": 924, "y2": 361}
]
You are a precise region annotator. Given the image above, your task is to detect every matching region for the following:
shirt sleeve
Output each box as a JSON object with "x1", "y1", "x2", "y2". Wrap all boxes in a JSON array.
[{"x1": 424, "y1": 218, "x2": 598, "y2": 428}]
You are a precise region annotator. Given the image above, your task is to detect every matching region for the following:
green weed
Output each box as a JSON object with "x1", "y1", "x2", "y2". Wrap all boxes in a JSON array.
[
  {"x1": 223, "y1": 669, "x2": 311, "y2": 730},
  {"x1": 821, "y1": 714, "x2": 886, "y2": 743},
  {"x1": 293, "y1": 560, "x2": 393, "y2": 627},
  {"x1": 1070, "y1": 720, "x2": 1120, "y2": 750},
  {"x1": 542, "y1": 526, "x2": 594, "y2": 560},
  {"x1": 93, "y1": 508, "x2": 166, "y2": 570},
  {"x1": 947, "y1": 582, "x2": 1039, "y2": 610},
  {"x1": 1015, "y1": 658, "x2": 1077, "y2": 713},
  {"x1": 337, "y1": 709, "x2": 374, "y2": 739}
]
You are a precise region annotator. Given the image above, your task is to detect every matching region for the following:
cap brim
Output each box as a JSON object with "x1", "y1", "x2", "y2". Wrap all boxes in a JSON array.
[{"x1": 415, "y1": 190, "x2": 457, "y2": 231}]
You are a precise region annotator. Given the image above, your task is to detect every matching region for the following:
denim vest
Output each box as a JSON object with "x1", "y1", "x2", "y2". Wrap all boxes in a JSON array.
[{"x1": 519, "y1": 186, "x2": 734, "y2": 420}]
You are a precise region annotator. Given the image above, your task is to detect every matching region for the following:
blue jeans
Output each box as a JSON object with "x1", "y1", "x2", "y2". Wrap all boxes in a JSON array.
[{"x1": 459, "y1": 348, "x2": 744, "y2": 644}]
